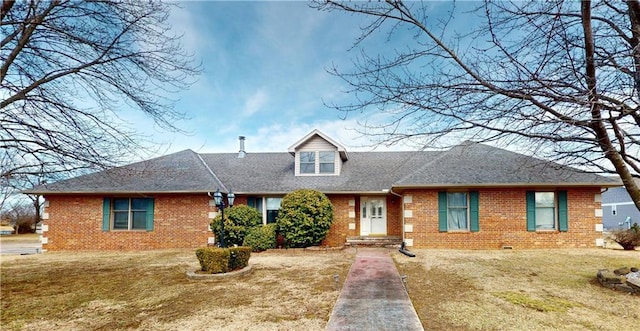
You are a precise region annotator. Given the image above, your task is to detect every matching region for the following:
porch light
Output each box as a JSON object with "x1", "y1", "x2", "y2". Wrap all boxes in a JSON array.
[{"x1": 213, "y1": 189, "x2": 234, "y2": 248}]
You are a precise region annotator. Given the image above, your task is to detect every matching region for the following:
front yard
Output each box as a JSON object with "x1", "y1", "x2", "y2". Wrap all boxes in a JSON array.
[{"x1": 1, "y1": 246, "x2": 638, "y2": 330}]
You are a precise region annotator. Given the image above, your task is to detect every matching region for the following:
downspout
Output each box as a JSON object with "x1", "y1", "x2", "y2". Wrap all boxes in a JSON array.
[{"x1": 387, "y1": 187, "x2": 404, "y2": 243}]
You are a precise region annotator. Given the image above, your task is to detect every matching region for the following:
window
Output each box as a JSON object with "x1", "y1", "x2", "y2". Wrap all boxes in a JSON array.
[
  {"x1": 447, "y1": 192, "x2": 468, "y2": 230},
  {"x1": 247, "y1": 196, "x2": 282, "y2": 224},
  {"x1": 103, "y1": 198, "x2": 154, "y2": 231},
  {"x1": 319, "y1": 151, "x2": 335, "y2": 173},
  {"x1": 438, "y1": 191, "x2": 479, "y2": 232},
  {"x1": 266, "y1": 197, "x2": 282, "y2": 224},
  {"x1": 526, "y1": 191, "x2": 568, "y2": 232},
  {"x1": 298, "y1": 150, "x2": 337, "y2": 175},
  {"x1": 300, "y1": 152, "x2": 315, "y2": 174}
]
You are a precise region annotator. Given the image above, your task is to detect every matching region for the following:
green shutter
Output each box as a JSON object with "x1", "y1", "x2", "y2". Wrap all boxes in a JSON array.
[
  {"x1": 145, "y1": 198, "x2": 154, "y2": 231},
  {"x1": 438, "y1": 192, "x2": 447, "y2": 232},
  {"x1": 102, "y1": 198, "x2": 111, "y2": 231},
  {"x1": 247, "y1": 197, "x2": 256, "y2": 209},
  {"x1": 470, "y1": 191, "x2": 479, "y2": 232},
  {"x1": 526, "y1": 191, "x2": 536, "y2": 232},
  {"x1": 558, "y1": 191, "x2": 568, "y2": 232}
]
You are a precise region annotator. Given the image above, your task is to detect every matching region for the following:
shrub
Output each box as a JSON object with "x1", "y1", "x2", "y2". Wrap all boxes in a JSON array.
[
  {"x1": 611, "y1": 223, "x2": 640, "y2": 250},
  {"x1": 195, "y1": 247, "x2": 230, "y2": 274},
  {"x1": 243, "y1": 224, "x2": 277, "y2": 252},
  {"x1": 210, "y1": 205, "x2": 262, "y2": 247},
  {"x1": 228, "y1": 246, "x2": 252, "y2": 271},
  {"x1": 195, "y1": 246, "x2": 251, "y2": 274},
  {"x1": 276, "y1": 189, "x2": 334, "y2": 248}
]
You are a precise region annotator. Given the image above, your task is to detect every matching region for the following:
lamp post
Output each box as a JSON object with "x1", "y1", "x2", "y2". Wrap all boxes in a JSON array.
[{"x1": 213, "y1": 189, "x2": 235, "y2": 248}]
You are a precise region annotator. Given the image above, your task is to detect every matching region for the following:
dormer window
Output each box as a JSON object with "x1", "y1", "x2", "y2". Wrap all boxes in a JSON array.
[
  {"x1": 299, "y1": 151, "x2": 336, "y2": 175},
  {"x1": 288, "y1": 129, "x2": 348, "y2": 177},
  {"x1": 319, "y1": 151, "x2": 335, "y2": 173},
  {"x1": 300, "y1": 152, "x2": 316, "y2": 174}
]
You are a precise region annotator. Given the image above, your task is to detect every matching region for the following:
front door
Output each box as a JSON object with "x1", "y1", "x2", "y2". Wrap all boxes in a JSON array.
[{"x1": 360, "y1": 197, "x2": 387, "y2": 236}]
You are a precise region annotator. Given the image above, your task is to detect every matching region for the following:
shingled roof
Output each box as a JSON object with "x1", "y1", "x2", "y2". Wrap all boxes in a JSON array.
[{"x1": 24, "y1": 141, "x2": 619, "y2": 195}]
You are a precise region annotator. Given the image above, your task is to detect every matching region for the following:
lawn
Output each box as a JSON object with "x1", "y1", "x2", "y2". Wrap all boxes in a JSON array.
[
  {"x1": 393, "y1": 248, "x2": 640, "y2": 331},
  {"x1": 1, "y1": 247, "x2": 638, "y2": 331}
]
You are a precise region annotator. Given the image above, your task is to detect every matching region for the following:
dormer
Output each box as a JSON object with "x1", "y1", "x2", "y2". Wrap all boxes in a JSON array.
[{"x1": 288, "y1": 129, "x2": 348, "y2": 176}]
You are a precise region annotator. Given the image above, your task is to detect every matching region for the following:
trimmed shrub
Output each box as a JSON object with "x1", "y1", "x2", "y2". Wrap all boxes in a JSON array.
[
  {"x1": 276, "y1": 189, "x2": 334, "y2": 248},
  {"x1": 228, "y1": 246, "x2": 252, "y2": 271},
  {"x1": 195, "y1": 246, "x2": 251, "y2": 274},
  {"x1": 243, "y1": 224, "x2": 277, "y2": 252},
  {"x1": 611, "y1": 223, "x2": 640, "y2": 250},
  {"x1": 210, "y1": 205, "x2": 262, "y2": 247},
  {"x1": 195, "y1": 247, "x2": 230, "y2": 274}
]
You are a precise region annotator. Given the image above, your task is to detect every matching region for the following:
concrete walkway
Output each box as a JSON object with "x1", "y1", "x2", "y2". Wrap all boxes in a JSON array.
[{"x1": 325, "y1": 248, "x2": 424, "y2": 331}]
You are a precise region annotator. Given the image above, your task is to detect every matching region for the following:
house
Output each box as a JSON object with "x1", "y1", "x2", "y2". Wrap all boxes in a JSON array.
[
  {"x1": 602, "y1": 179, "x2": 640, "y2": 230},
  {"x1": 24, "y1": 129, "x2": 620, "y2": 251}
]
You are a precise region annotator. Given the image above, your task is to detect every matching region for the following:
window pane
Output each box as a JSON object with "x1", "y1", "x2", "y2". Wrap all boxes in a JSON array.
[
  {"x1": 266, "y1": 210, "x2": 279, "y2": 224},
  {"x1": 535, "y1": 207, "x2": 555, "y2": 229},
  {"x1": 113, "y1": 211, "x2": 129, "y2": 229},
  {"x1": 113, "y1": 199, "x2": 129, "y2": 211},
  {"x1": 131, "y1": 211, "x2": 147, "y2": 229},
  {"x1": 535, "y1": 192, "x2": 555, "y2": 207},
  {"x1": 447, "y1": 209, "x2": 467, "y2": 230},
  {"x1": 266, "y1": 198, "x2": 282, "y2": 210},
  {"x1": 300, "y1": 152, "x2": 315, "y2": 163},
  {"x1": 319, "y1": 163, "x2": 335, "y2": 173},
  {"x1": 447, "y1": 193, "x2": 467, "y2": 207},
  {"x1": 319, "y1": 151, "x2": 334, "y2": 162},
  {"x1": 131, "y1": 198, "x2": 148, "y2": 210},
  {"x1": 301, "y1": 163, "x2": 315, "y2": 174}
]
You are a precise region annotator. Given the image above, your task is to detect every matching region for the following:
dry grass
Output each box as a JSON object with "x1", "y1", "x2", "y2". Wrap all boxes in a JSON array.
[
  {"x1": 2, "y1": 247, "x2": 639, "y2": 331},
  {"x1": 0, "y1": 233, "x2": 40, "y2": 243},
  {"x1": 392, "y1": 248, "x2": 640, "y2": 331},
  {"x1": 1, "y1": 249, "x2": 354, "y2": 331}
]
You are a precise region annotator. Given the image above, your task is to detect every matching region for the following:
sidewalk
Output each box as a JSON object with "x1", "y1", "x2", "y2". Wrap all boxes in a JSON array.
[{"x1": 325, "y1": 248, "x2": 424, "y2": 331}]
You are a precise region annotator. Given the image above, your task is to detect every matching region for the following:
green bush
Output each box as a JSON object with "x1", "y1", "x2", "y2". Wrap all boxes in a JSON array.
[
  {"x1": 612, "y1": 223, "x2": 640, "y2": 250},
  {"x1": 210, "y1": 205, "x2": 262, "y2": 247},
  {"x1": 276, "y1": 189, "x2": 334, "y2": 248},
  {"x1": 243, "y1": 224, "x2": 277, "y2": 252},
  {"x1": 228, "y1": 246, "x2": 252, "y2": 271},
  {"x1": 195, "y1": 247, "x2": 230, "y2": 274},
  {"x1": 195, "y1": 246, "x2": 251, "y2": 274}
]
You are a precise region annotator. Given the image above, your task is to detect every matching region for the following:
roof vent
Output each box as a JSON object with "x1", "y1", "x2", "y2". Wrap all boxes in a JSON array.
[{"x1": 238, "y1": 136, "x2": 246, "y2": 158}]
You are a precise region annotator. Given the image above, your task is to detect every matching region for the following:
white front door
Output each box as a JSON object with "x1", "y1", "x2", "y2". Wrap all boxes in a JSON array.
[{"x1": 360, "y1": 197, "x2": 387, "y2": 236}]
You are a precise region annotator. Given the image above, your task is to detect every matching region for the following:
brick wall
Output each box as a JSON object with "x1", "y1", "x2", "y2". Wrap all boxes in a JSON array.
[
  {"x1": 402, "y1": 188, "x2": 602, "y2": 249},
  {"x1": 42, "y1": 188, "x2": 603, "y2": 250},
  {"x1": 42, "y1": 194, "x2": 215, "y2": 251}
]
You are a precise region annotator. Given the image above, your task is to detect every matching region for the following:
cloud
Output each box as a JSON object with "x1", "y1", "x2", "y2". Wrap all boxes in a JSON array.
[{"x1": 243, "y1": 88, "x2": 269, "y2": 117}]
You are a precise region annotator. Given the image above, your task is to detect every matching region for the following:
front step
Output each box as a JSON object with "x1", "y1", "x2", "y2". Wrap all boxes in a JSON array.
[{"x1": 346, "y1": 236, "x2": 403, "y2": 247}]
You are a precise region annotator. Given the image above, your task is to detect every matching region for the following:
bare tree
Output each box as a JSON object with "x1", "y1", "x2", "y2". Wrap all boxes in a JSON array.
[
  {"x1": 316, "y1": 0, "x2": 640, "y2": 210},
  {"x1": 1, "y1": 0, "x2": 201, "y2": 185}
]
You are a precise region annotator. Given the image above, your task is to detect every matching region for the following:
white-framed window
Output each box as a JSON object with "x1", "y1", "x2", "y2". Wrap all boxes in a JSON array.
[
  {"x1": 534, "y1": 192, "x2": 556, "y2": 230},
  {"x1": 300, "y1": 152, "x2": 315, "y2": 174},
  {"x1": 109, "y1": 198, "x2": 153, "y2": 230},
  {"x1": 447, "y1": 192, "x2": 468, "y2": 231},
  {"x1": 247, "y1": 196, "x2": 283, "y2": 224},
  {"x1": 319, "y1": 151, "x2": 335, "y2": 173},
  {"x1": 298, "y1": 151, "x2": 336, "y2": 175}
]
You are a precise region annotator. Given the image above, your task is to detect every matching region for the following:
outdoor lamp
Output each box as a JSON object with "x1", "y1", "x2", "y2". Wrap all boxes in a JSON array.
[
  {"x1": 227, "y1": 191, "x2": 235, "y2": 207},
  {"x1": 213, "y1": 189, "x2": 223, "y2": 207},
  {"x1": 212, "y1": 189, "x2": 234, "y2": 248}
]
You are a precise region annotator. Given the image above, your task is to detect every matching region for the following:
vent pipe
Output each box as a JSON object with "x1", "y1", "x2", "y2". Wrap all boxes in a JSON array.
[{"x1": 238, "y1": 136, "x2": 246, "y2": 158}]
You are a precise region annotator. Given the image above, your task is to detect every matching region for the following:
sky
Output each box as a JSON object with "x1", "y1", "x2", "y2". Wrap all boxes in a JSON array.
[{"x1": 135, "y1": 0, "x2": 475, "y2": 156}]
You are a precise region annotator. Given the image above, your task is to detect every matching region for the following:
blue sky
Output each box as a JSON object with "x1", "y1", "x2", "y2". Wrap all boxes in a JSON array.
[{"x1": 139, "y1": 1, "x2": 474, "y2": 155}]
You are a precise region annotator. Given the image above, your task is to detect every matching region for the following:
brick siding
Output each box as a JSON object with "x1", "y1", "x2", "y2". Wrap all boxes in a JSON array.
[
  {"x1": 42, "y1": 187, "x2": 602, "y2": 250},
  {"x1": 402, "y1": 188, "x2": 602, "y2": 249},
  {"x1": 42, "y1": 194, "x2": 215, "y2": 251}
]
